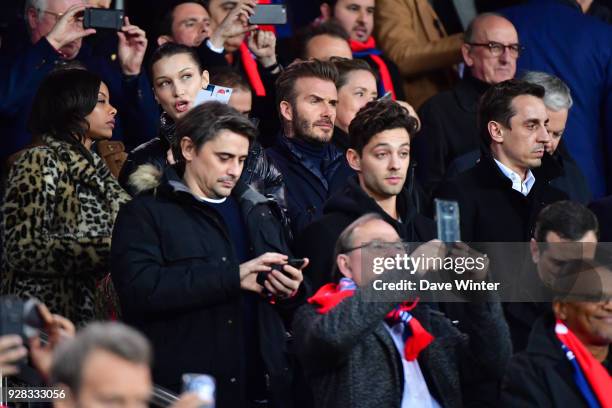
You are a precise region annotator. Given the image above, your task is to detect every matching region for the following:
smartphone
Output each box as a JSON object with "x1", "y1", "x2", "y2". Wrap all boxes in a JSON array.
[
  {"x1": 194, "y1": 84, "x2": 233, "y2": 107},
  {"x1": 435, "y1": 199, "x2": 461, "y2": 243},
  {"x1": 248, "y1": 4, "x2": 287, "y2": 25},
  {"x1": 83, "y1": 8, "x2": 124, "y2": 30},
  {"x1": 287, "y1": 258, "x2": 306, "y2": 269}
]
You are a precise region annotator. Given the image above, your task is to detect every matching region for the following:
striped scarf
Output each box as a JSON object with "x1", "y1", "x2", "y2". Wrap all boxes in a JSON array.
[
  {"x1": 308, "y1": 277, "x2": 434, "y2": 360},
  {"x1": 555, "y1": 320, "x2": 612, "y2": 408}
]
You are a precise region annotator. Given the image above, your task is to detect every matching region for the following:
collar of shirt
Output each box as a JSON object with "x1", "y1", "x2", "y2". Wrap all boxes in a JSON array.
[{"x1": 494, "y1": 158, "x2": 536, "y2": 196}]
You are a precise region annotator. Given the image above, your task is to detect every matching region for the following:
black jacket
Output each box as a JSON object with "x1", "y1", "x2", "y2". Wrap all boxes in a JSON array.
[
  {"x1": 436, "y1": 152, "x2": 568, "y2": 242},
  {"x1": 413, "y1": 75, "x2": 490, "y2": 196},
  {"x1": 446, "y1": 146, "x2": 591, "y2": 204},
  {"x1": 294, "y1": 175, "x2": 436, "y2": 291},
  {"x1": 118, "y1": 113, "x2": 287, "y2": 209},
  {"x1": 501, "y1": 313, "x2": 612, "y2": 407},
  {"x1": 266, "y1": 135, "x2": 354, "y2": 237},
  {"x1": 110, "y1": 166, "x2": 305, "y2": 407}
]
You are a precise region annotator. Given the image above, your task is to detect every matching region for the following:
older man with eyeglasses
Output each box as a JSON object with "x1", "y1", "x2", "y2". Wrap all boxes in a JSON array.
[
  {"x1": 413, "y1": 13, "x2": 521, "y2": 197},
  {"x1": 293, "y1": 212, "x2": 511, "y2": 408}
]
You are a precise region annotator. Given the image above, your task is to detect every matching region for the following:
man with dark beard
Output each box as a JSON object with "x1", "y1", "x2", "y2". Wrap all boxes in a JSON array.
[{"x1": 267, "y1": 59, "x2": 353, "y2": 235}]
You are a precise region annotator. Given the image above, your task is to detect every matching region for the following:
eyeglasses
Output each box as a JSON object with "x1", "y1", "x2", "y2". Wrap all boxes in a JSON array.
[
  {"x1": 468, "y1": 41, "x2": 523, "y2": 57},
  {"x1": 342, "y1": 240, "x2": 405, "y2": 254}
]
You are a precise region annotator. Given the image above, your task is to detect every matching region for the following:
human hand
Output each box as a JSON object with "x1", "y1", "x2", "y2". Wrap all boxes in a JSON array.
[
  {"x1": 29, "y1": 303, "x2": 75, "y2": 380},
  {"x1": 209, "y1": 0, "x2": 257, "y2": 49},
  {"x1": 118, "y1": 17, "x2": 148, "y2": 75},
  {"x1": 263, "y1": 258, "x2": 308, "y2": 298},
  {"x1": 239, "y1": 252, "x2": 288, "y2": 293},
  {"x1": 0, "y1": 335, "x2": 27, "y2": 376},
  {"x1": 248, "y1": 30, "x2": 277, "y2": 68},
  {"x1": 46, "y1": 4, "x2": 96, "y2": 51}
]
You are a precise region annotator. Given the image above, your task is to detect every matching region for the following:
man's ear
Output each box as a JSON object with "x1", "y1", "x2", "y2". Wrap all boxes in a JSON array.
[
  {"x1": 201, "y1": 70, "x2": 210, "y2": 89},
  {"x1": 461, "y1": 43, "x2": 473, "y2": 67},
  {"x1": 488, "y1": 121, "x2": 504, "y2": 144},
  {"x1": 26, "y1": 7, "x2": 39, "y2": 32},
  {"x1": 157, "y1": 35, "x2": 172, "y2": 46},
  {"x1": 336, "y1": 254, "x2": 353, "y2": 280},
  {"x1": 279, "y1": 101, "x2": 293, "y2": 122},
  {"x1": 180, "y1": 136, "x2": 195, "y2": 162},
  {"x1": 346, "y1": 148, "x2": 362, "y2": 172},
  {"x1": 552, "y1": 301, "x2": 567, "y2": 321},
  {"x1": 320, "y1": 3, "x2": 332, "y2": 21},
  {"x1": 530, "y1": 238, "x2": 540, "y2": 263}
]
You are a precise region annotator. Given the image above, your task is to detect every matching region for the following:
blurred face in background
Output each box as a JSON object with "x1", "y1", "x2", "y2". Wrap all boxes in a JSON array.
[
  {"x1": 335, "y1": 69, "x2": 377, "y2": 133},
  {"x1": 544, "y1": 108, "x2": 569, "y2": 154},
  {"x1": 331, "y1": 0, "x2": 375, "y2": 43},
  {"x1": 305, "y1": 34, "x2": 353, "y2": 61},
  {"x1": 27, "y1": 0, "x2": 85, "y2": 59},
  {"x1": 152, "y1": 53, "x2": 209, "y2": 121},
  {"x1": 162, "y1": 2, "x2": 211, "y2": 47},
  {"x1": 462, "y1": 15, "x2": 519, "y2": 85},
  {"x1": 207, "y1": 0, "x2": 246, "y2": 52}
]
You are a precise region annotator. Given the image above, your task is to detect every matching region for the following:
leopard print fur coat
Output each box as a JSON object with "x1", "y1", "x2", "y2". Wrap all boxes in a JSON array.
[{"x1": 1, "y1": 135, "x2": 130, "y2": 326}]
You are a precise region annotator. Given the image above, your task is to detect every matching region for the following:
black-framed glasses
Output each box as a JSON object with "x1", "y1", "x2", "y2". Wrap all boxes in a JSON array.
[
  {"x1": 342, "y1": 240, "x2": 405, "y2": 254},
  {"x1": 468, "y1": 41, "x2": 523, "y2": 57}
]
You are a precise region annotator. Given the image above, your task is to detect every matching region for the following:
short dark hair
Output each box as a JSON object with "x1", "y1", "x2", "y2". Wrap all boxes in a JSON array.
[
  {"x1": 28, "y1": 69, "x2": 102, "y2": 162},
  {"x1": 534, "y1": 201, "x2": 599, "y2": 242},
  {"x1": 158, "y1": 0, "x2": 207, "y2": 39},
  {"x1": 149, "y1": 42, "x2": 203, "y2": 80},
  {"x1": 209, "y1": 67, "x2": 251, "y2": 92},
  {"x1": 50, "y1": 322, "x2": 151, "y2": 395},
  {"x1": 296, "y1": 21, "x2": 350, "y2": 60},
  {"x1": 275, "y1": 59, "x2": 339, "y2": 112},
  {"x1": 478, "y1": 79, "x2": 545, "y2": 146},
  {"x1": 348, "y1": 99, "x2": 419, "y2": 154},
  {"x1": 173, "y1": 101, "x2": 257, "y2": 162},
  {"x1": 330, "y1": 57, "x2": 377, "y2": 89}
]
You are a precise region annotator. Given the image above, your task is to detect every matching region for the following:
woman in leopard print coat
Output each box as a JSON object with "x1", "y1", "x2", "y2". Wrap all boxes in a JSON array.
[{"x1": 1, "y1": 69, "x2": 130, "y2": 326}]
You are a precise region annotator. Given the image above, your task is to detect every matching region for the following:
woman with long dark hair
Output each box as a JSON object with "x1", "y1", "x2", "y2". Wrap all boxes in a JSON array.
[{"x1": 1, "y1": 69, "x2": 130, "y2": 326}]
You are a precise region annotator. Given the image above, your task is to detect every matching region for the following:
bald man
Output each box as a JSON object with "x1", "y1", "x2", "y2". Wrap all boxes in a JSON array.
[{"x1": 413, "y1": 13, "x2": 520, "y2": 196}]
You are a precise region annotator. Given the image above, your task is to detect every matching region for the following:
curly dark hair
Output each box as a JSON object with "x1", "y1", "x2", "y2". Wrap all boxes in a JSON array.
[{"x1": 348, "y1": 99, "x2": 418, "y2": 154}]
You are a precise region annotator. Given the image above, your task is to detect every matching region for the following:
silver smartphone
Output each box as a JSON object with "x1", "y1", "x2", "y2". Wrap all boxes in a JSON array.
[
  {"x1": 435, "y1": 199, "x2": 461, "y2": 243},
  {"x1": 249, "y1": 4, "x2": 287, "y2": 25}
]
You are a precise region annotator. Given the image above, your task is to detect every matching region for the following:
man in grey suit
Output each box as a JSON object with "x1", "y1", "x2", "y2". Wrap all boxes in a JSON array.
[{"x1": 293, "y1": 213, "x2": 512, "y2": 407}]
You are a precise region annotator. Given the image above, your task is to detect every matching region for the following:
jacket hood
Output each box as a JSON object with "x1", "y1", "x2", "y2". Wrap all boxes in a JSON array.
[{"x1": 128, "y1": 163, "x2": 271, "y2": 209}]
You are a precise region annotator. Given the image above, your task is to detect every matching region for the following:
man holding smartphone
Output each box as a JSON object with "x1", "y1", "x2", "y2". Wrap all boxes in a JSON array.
[
  {"x1": 0, "y1": 0, "x2": 159, "y2": 163},
  {"x1": 111, "y1": 102, "x2": 307, "y2": 408}
]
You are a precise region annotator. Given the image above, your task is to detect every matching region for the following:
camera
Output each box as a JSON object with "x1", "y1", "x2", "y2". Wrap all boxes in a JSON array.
[{"x1": 0, "y1": 296, "x2": 44, "y2": 339}]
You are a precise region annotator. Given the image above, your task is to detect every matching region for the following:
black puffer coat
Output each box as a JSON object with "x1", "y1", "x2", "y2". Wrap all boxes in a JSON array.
[{"x1": 118, "y1": 113, "x2": 287, "y2": 209}]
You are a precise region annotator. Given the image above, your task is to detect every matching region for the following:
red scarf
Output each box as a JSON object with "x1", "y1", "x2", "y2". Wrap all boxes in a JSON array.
[
  {"x1": 555, "y1": 319, "x2": 612, "y2": 408},
  {"x1": 349, "y1": 37, "x2": 396, "y2": 100},
  {"x1": 308, "y1": 279, "x2": 433, "y2": 361}
]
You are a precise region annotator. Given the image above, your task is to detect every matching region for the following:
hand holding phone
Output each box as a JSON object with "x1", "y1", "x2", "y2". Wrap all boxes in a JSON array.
[{"x1": 248, "y1": 4, "x2": 287, "y2": 25}]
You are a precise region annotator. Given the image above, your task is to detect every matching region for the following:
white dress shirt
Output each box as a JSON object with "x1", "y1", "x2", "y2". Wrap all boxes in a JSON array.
[
  {"x1": 494, "y1": 159, "x2": 536, "y2": 196},
  {"x1": 384, "y1": 323, "x2": 442, "y2": 408}
]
